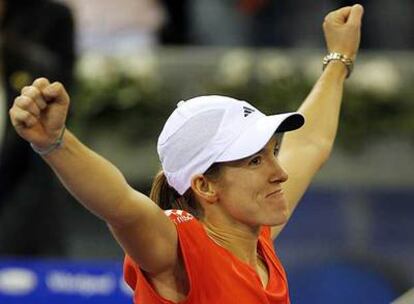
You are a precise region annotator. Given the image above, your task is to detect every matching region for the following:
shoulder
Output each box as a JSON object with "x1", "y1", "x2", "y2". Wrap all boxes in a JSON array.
[
  {"x1": 164, "y1": 209, "x2": 196, "y2": 224},
  {"x1": 124, "y1": 210, "x2": 208, "y2": 299},
  {"x1": 163, "y1": 209, "x2": 205, "y2": 242}
]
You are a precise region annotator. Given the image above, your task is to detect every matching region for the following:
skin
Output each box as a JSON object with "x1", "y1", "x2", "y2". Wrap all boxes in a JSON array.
[
  {"x1": 197, "y1": 136, "x2": 288, "y2": 231},
  {"x1": 193, "y1": 135, "x2": 287, "y2": 288},
  {"x1": 9, "y1": 4, "x2": 364, "y2": 302}
]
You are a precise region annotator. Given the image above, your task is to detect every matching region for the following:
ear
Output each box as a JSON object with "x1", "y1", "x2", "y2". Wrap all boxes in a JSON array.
[{"x1": 190, "y1": 174, "x2": 218, "y2": 204}]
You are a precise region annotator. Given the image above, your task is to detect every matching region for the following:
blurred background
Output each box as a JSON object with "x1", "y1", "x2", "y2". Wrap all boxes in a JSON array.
[{"x1": 0, "y1": 0, "x2": 413, "y2": 303}]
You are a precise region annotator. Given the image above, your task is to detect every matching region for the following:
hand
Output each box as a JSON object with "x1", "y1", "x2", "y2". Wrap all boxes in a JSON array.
[
  {"x1": 323, "y1": 4, "x2": 364, "y2": 60},
  {"x1": 9, "y1": 77, "x2": 70, "y2": 150}
]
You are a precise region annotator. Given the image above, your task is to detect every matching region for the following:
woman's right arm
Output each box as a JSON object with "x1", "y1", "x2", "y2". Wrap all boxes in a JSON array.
[{"x1": 9, "y1": 77, "x2": 178, "y2": 275}]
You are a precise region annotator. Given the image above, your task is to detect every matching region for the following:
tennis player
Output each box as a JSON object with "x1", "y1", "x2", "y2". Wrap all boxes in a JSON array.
[{"x1": 9, "y1": 4, "x2": 363, "y2": 303}]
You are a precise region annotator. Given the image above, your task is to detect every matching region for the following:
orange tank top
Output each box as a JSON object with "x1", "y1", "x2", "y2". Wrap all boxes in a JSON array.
[{"x1": 124, "y1": 210, "x2": 290, "y2": 303}]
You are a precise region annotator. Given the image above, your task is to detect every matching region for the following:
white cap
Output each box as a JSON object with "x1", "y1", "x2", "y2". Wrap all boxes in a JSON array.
[{"x1": 157, "y1": 95, "x2": 304, "y2": 195}]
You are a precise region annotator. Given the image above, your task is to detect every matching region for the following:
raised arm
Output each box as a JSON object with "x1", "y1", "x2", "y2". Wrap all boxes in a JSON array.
[
  {"x1": 8, "y1": 78, "x2": 178, "y2": 275},
  {"x1": 272, "y1": 5, "x2": 364, "y2": 239}
]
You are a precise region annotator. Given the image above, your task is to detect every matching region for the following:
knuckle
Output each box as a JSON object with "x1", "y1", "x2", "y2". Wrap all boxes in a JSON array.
[
  {"x1": 31, "y1": 86, "x2": 41, "y2": 95},
  {"x1": 21, "y1": 111, "x2": 31, "y2": 120},
  {"x1": 38, "y1": 77, "x2": 48, "y2": 81},
  {"x1": 22, "y1": 86, "x2": 40, "y2": 98},
  {"x1": 53, "y1": 81, "x2": 65, "y2": 92},
  {"x1": 15, "y1": 96, "x2": 30, "y2": 107},
  {"x1": 34, "y1": 77, "x2": 49, "y2": 85},
  {"x1": 21, "y1": 86, "x2": 30, "y2": 94},
  {"x1": 9, "y1": 108, "x2": 23, "y2": 126},
  {"x1": 14, "y1": 96, "x2": 26, "y2": 107},
  {"x1": 26, "y1": 102, "x2": 40, "y2": 115},
  {"x1": 13, "y1": 95, "x2": 21, "y2": 104}
]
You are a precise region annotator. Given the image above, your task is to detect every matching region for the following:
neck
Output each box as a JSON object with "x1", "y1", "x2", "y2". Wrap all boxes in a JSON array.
[{"x1": 201, "y1": 216, "x2": 261, "y2": 267}]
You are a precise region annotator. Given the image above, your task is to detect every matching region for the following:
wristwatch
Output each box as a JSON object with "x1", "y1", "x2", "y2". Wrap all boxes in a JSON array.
[{"x1": 322, "y1": 52, "x2": 353, "y2": 78}]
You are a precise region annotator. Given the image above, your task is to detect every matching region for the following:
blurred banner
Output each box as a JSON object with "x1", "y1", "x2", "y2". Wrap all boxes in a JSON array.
[{"x1": 0, "y1": 259, "x2": 132, "y2": 303}]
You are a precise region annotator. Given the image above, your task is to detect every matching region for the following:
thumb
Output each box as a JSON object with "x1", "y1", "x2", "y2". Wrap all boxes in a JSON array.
[
  {"x1": 42, "y1": 82, "x2": 70, "y2": 106},
  {"x1": 347, "y1": 4, "x2": 364, "y2": 25}
]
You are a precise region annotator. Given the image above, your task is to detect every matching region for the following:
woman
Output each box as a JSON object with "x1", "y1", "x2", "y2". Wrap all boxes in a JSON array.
[{"x1": 9, "y1": 4, "x2": 363, "y2": 303}]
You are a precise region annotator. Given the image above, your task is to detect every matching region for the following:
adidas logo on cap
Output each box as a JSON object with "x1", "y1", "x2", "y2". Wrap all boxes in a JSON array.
[{"x1": 243, "y1": 106, "x2": 255, "y2": 117}]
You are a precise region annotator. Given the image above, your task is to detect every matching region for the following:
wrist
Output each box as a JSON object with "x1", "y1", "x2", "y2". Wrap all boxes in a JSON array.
[
  {"x1": 31, "y1": 126, "x2": 66, "y2": 156},
  {"x1": 324, "y1": 60, "x2": 348, "y2": 79},
  {"x1": 322, "y1": 52, "x2": 353, "y2": 78}
]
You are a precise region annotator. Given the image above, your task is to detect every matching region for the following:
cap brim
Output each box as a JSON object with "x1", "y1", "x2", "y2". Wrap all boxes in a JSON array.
[{"x1": 216, "y1": 112, "x2": 304, "y2": 162}]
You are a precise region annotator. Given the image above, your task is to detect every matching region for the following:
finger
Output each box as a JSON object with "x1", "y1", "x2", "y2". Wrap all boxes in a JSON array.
[
  {"x1": 14, "y1": 95, "x2": 41, "y2": 118},
  {"x1": 325, "y1": 6, "x2": 352, "y2": 24},
  {"x1": 32, "y1": 77, "x2": 51, "y2": 90},
  {"x1": 9, "y1": 106, "x2": 38, "y2": 128},
  {"x1": 42, "y1": 82, "x2": 70, "y2": 105},
  {"x1": 21, "y1": 86, "x2": 48, "y2": 110},
  {"x1": 347, "y1": 4, "x2": 364, "y2": 25}
]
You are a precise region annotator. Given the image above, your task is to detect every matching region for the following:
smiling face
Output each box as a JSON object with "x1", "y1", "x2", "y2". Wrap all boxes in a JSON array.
[{"x1": 211, "y1": 134, "x2": 289, "y2": 228}]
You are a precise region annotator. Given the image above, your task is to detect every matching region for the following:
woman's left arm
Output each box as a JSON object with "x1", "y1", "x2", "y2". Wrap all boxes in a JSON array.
[{"x1": 272, "y1": 4, "x2": 364, "y2": 239}]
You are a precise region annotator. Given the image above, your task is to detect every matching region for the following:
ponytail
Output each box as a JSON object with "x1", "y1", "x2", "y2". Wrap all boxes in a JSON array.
[{"x1": 150, "y1": 170, "x2": 202, "y2": 218}]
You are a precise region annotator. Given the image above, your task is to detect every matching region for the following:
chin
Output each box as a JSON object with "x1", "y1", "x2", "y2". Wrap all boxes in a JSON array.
[
  {"x1": 256, "y1": 197, "x2": 290, "y2": 226},
  {"x1": 268, "y1": 208, "x2": 289, "y2": 226}
]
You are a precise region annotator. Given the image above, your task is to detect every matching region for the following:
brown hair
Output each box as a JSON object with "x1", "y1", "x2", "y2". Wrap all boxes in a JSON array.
[{"x1": 149, "y1": 164, "x2": 221, "y2": 218}]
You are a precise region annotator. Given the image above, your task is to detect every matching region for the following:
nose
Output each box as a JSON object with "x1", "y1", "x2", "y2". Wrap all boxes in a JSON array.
[{"x1": 269, "y1": 157, "x2": 288, "y2": 183}]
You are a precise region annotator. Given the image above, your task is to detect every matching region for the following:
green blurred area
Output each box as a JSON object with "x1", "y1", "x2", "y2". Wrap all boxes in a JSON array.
[
  {"x1": 67, "y1": 48, "x2": 414, "y2": 187},
  {"x1": 70, "y1": 48, "x2": 414, "y2": 151}
]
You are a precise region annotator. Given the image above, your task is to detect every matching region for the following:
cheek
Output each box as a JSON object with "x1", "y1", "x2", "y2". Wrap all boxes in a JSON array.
[
  {"x1": 223, "y1": 174, "x2": 265, "y2": 206},
  {"x1": 230, "y1": 179, "x2": 261, "y2": 205},
  {"x1": 219, "y1": 182, "x2": 255, "y2": 215},
  {"x1": 217, "y1": 169, "x2": 266, "y2": 213},
  {"x1": 255, "y1": 191, "x2": 266, "y2": 202}
]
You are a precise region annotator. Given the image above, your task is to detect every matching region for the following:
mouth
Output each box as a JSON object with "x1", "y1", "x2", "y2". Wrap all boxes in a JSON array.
[{"x1": 266, "y1": 188, "x2": 283, "y2": 198}]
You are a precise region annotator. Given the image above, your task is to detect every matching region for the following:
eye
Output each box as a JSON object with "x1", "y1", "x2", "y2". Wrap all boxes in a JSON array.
[
  {"x1": 249, "y1": 156, "x2": 262, "y2": 166},
  {"x1": 273, "y1": 144, "x2": 280, "y2": 156}
]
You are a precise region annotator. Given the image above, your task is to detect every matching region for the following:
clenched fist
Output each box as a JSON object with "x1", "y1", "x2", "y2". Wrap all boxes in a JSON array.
[
  {"x1": 323, "y1": 4, "x2": 364, "y2": 60},
  {"x1": 9, "y1": 77, "x2": 70, "y2": 151}
]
